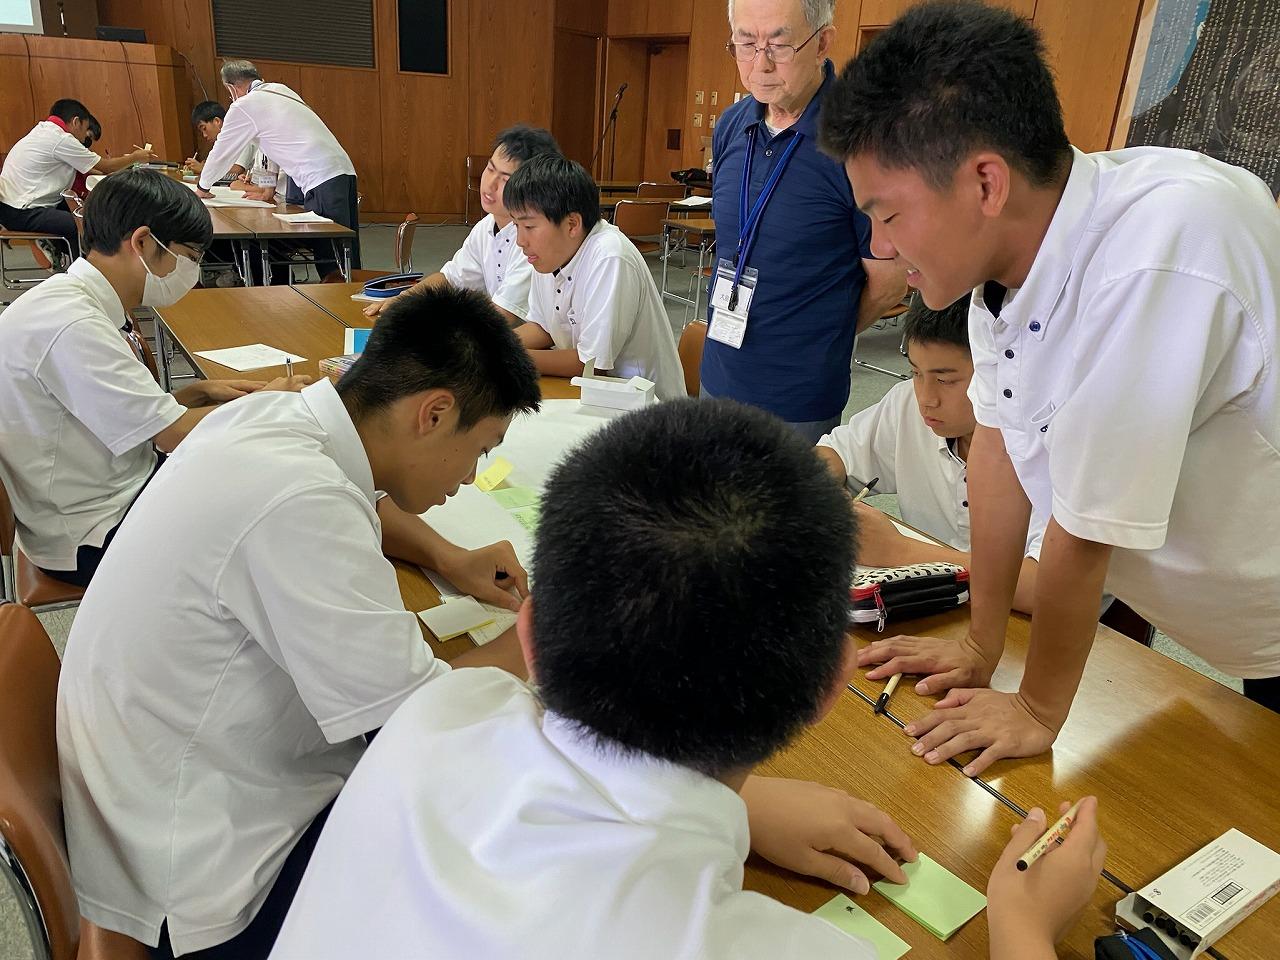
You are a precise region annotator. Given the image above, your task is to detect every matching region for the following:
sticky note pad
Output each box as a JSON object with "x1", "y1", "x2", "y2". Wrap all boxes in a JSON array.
[
  {"x1": 813, "y1": 895, "x2": 910, "y2": 959},
  {"x1": 343, "y1": 327, "x2": 372, "y2": 355},
  {"x1": 873, "y1": 854, "x2": 986, "y2": 941},
  {"x1": 510, "y1": 504, "x2": 540, "y2": 533},
  {"x1": 474, "y1": 457, "x2": 514, "y2": 493},
  {"x1": 418, "y1": 596, "x2": 495, "y2": 641},
  {"x1": 489, "y1": 486, "x2": 539, "y2": 510}
]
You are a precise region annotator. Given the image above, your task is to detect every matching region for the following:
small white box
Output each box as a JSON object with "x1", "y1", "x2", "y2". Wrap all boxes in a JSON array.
[
  {"x1": 571, "y1": 360, "x2": 656, "y2": 412},
  {"x1": 1116, "y1": 829, "x2": 1280, "y2": 958}
]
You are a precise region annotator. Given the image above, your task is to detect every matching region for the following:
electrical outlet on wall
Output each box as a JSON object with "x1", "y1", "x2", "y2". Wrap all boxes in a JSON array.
[
  {"x1": 694, "y1": 90, "x2": 705, "y2": 104},
  {"x1": 709, "y1": 115, "x2": 716, "y2": 129},
  {"x1": 711, "y1": 91, "x2": 719, "y2": 105},
  {"x1": 693, "y1": 113, "x2": 703, "y2": 127}
]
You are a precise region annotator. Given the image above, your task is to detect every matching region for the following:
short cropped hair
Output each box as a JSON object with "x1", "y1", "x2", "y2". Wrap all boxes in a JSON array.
[
  {"x1": 191, "y1": 100, "x2": 227, "y2": 126},
  {"x1": 531, "y1": 398, "x2": 857, "y2": 778},
  {"x1": 220, "y1": 59, "x2": 261, "y2": 85},
  {"x1": 819, "y1": 1, "x2": 1071, "y2": 189},
  {"x1": 81, "y1": 169, "x2": 213, "y2": 256},
  {"x1": 49, "y1": 99, "x2": 91, "y2": 123},
  {"x1": 902, "y1": 293, "x2": 970, "y2": 353},
  {"x1": 493, "y1": 124, "x2": 561, "y2": 164},
  {"x1": 84, "y1": 116, "x2": 102, "y2": 144},
  {"x1": 503, "y1": 154, "x2": 601, "y2": 233},
  {"x1": 728, "y1": 0, "x2": 835, "y2": 31},
  {"x1": 337, "y1": 286, "x2": 541, "y2": 429}
]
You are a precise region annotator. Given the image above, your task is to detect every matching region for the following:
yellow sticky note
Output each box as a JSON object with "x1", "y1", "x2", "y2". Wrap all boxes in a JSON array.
[{"x1": 474, "y1": 456, "x2": 514, "y2": 493}]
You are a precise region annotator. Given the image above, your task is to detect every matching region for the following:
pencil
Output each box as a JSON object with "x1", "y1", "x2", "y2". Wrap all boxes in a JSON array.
[
  {"x1": 874, "y1": 672, "x2": 902, "y2": 715},
  {"x1": 285, "y1": 357, "x2": 294, "y2": 377},
  {"x1": 1016, "y1": 800, "x2": 1083, "y2": 871},
  {"x1": 850, "y1": 476, "x2": 880, "y2": 504}
]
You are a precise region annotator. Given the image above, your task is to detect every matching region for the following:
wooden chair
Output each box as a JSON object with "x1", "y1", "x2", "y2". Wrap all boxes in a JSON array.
[
  {"x1": 678, "y1": 320, "x2": 708, "y2": 398},
  {"x1": 465, "y1": 154, "x2": 490, "y2": 225},
  {"x1": 636, "y1": 182, "x2": 686, "y2": 199},
  {"x1": 122, "y1": 318, "x2": 161, "y2": 384},
  {"x1": 329, "y1": 213, "x2": 419, "y2": 284},
  {"x1": 611, "y1": 200, "x2": 670, "y2": 256},
  {"x1": 0, "y1": 228, "x2": 73, "y2": 299},
  {"x1": 0, "y1": 473, "x2": 85, "y2": 611},
  {"x1": 0, "y1": 602, "x2": 149, "y2": 960}
]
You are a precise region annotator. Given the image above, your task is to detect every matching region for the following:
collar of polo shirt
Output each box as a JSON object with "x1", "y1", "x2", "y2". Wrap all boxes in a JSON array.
[{"x1": 747, "y1": 58, "x2": 836, "y2": 141}]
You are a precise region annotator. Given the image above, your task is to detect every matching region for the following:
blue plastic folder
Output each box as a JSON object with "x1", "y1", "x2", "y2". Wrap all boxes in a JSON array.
[
  {"x1": 813, "y1": 895, "x2": 910, "y2": 958},
  {"x1": 872, "y1": 854, "x2": 986, "y2": 940},
  {"x1": 343, "y1": 327, "x2": 371, "y2": 355}
]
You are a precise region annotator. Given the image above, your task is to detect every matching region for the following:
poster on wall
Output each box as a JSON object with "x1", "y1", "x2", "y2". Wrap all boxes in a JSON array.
[{"x1": 1115, "y1": 0, "x2": 1280, "y2": 197}]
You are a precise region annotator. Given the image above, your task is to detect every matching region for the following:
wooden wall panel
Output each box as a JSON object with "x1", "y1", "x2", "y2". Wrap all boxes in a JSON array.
[
  {"x1": 295, "y1": 64, "x2": 385, "y2": 210},
  {"x1": 469, "y1": 0, "x2": 555, "y2": 154},
  {"x1": 859, "y1": 0, "x2": 1034, "y2": 26},
  {"x1": 600, "y1": 38, "x2": 650, "y2": 180},
  {"x1": 642, "y1": 41, "x2": 689, "y2": 180},
  {"x1": 553, "y1": 29, "x2": 603, "y2": 167},
  {"x1": 557, "y1": 0, "x2": 607, "y2": 34},
  {"x1": 0, "y1": 37, "x2": 40, "y2": 156},
  {"x1": 1033, "y1": 0, "x2": 1144, "y2": 152},
  {"x1": 608, "y1": 0, "x2": 693, "y2": 37},
  {"x1": 682, "y1": 0, "x2": 741, "y2": 168}
]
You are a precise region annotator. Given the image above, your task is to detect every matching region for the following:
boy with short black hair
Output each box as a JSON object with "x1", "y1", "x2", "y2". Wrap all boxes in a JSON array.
[
  {"x1": 0, "y1": 169, "x2": 298, "y2": 587},
  {"x1": 0, "y1": 98, "x2": 155, "y2": 257},
  {"x1": 365, "y1": 124, "x2": 561, "y2": 326},
  {"x1": 58, "y1": 286, "x2": 541, "y2": 960},
  {"x1": 186, "y1": 100, "x2": 258, "y2": 181},
  {"x1": 505, "y1": 153, "x2": 685, "y2": 399},
  {"x1": 817, "y1": 294, "x2": 1042, "y2": 612},
  {"x1": 823, "y1": 2, "x2": 1280, "y2": 771},
  {"x1": 270, "y1": 398, "x2": 1105, "y2": 960}
]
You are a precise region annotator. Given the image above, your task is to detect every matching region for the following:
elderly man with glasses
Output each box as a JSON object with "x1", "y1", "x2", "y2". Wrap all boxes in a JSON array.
[{"x1": 703, "y1": 0, "x2": 905, "y2": 442}]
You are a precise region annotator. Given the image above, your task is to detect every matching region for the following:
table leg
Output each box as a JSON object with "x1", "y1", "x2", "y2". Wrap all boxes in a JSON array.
[
  {"x1": 241, "y1": 243, "x2": 254, "y2": 288},
  {"x1": 261, "y1": 242, "x2": 272, "y2": 287},
  {"x1": 343, "y1": 241, "x2": 351, "y2": 282},
  {"x1": 155, "y1": 315, "x2": 172, "y2": 391},
  {"x1": 660, "y1": 224, "x2": 671, "y2": 300}
]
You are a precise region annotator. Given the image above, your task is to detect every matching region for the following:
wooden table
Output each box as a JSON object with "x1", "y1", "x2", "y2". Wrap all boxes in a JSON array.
[
  {"x1": 597, "y1": 179, "x2": 642, "y2": 195},
  {"x1": 660, "y1": 217, "x2": 716, "y2": 319},
  {"x1": 213, "y1": 205, "x2": 357, "y2": 286}
]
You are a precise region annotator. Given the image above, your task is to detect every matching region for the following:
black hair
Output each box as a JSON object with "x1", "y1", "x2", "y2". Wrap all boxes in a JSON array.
[
  {"x1": 337, "y1": 285, "x2": 542, "y2": 429},
  {"x1": 191, "y1": 100, "x2": 227, "y2": 126},
  {"x1": 531, "y1": 398, "x2": 857, "y2": 778},
  {"x1": 48, "y1": 99, "x2": 91, "y2": 123},
  {"x1": 901, "y1": 293, "x2": 970, "y2": 353},
  {"x1": 493, "y1": 124, "x2": 561, "y2": 164},
  {"x1": 819, "y1": 1, "x2": 1071, "y2": 189},
  {"x1": 81, "y1": 169, "x2": 213, "y2": 256},
  {"x1": 83, "y1": 116, "x2": 102, "y2": 146},
  {"x1": 503, "y1": 153, "x2": 601, "y2": 232}
]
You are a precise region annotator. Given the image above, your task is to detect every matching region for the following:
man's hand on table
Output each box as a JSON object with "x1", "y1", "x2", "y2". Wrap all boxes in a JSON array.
[
  {"x1": 859, "y1": 632, "x2": 997, "y2": 696},
  {"x1": 904, "y1": 688, "x2": 1058, "y2": 778},
  {"x1": 195, "y1": 187, "x2": 215, "y2": 199},
  {"x1": 175, "y1": 379, "x2": 273, "y2": 406},
  {"x1": 434, "y1": 540, "x2": 529, "y2": 612},
  {"x1": 259, "y1": 374, "x2": 314, "y2": 393},
  {"x1": 363, "y1": 298, "x2": 390, "y2": 319},
  {"x1": 741, "y1": 776, "x2": 917, "y2": 894},
  {"x1": 987, "y1": 798, "x2": 1106, "y2": 960}
]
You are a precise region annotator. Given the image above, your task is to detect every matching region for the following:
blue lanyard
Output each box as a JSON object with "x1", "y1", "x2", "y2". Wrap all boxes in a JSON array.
[{"x1": 729, "y1": 125, "x2": 803, "y2": 309}]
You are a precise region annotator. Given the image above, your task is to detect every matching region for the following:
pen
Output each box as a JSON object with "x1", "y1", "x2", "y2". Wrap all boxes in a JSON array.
[
  {"x1": 285, "y1": 357, "x2": 293, "y2": 377},
  {"x1": 1016, "y1": 799, "x2": 1083, "y2": 871},
  {"x1": 851, "y1": 476, "x2": 880, "y2": 504},
  {"x1": 874, "y1": 672, "x2": 902, "y2": 715}
]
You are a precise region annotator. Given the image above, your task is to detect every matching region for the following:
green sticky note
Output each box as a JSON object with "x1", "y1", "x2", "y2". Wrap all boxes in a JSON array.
[
  {"x1": 489, "y1": 486, "x2": 539, "y2": 510},
  {"x1": 510, "y1": 504, "x2": 540, "y2": 533},
  {"x1": 872, "y1": 854, "x2": 986, "y2": 941},
  {"x1": 813, "y1": 895, "x2": 910, "y2": 959}
]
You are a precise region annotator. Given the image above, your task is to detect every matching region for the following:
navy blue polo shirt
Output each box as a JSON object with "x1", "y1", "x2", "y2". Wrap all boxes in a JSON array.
[{"x1": 702, "y1": 60, "x2": 873, "y2": 422}]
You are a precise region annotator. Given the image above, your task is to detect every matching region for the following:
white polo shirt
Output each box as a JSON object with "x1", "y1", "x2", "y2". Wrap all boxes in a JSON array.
[
  {"x1": 968, "y1": 146, "x2": 1280, "y2": 679},
  {"x1": 0, "y1": 120, "x2": 100, "y2": 208},
  {"x1": 440, "y1": 213, "x2": 533, "y2": 319},
  {"x1": 270, "y1": 668, "x2": 874, "y2": 960},
  {"x1": 199, "y1": 81, "x2": 356, "y2": 193},
  {"x1": 57, "y1": 379, "x2": 449, "y2": 954},
  {"x1": 819, "y1": 380, "x2": 1044, "y2": 560},
  {"x1": 527, "y1": 220, "x2": 686, "y2": 400},
  {"x1": 0, "y1": 259, "x2": 182, "y2": 570}
]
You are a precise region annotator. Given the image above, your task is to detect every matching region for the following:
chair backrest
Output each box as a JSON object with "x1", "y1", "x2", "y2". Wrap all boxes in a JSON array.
[
  {"x1": 678, "y1": 320, "x2": 708, "y2": 398},
  {"x1": 0, "y1": 602, "x2": 77, "y2": 960},
  {"x1": 121, "y1": 320, "x2": 160, "y2": 385},
  {"x1": 0, "y1": 469, "x2": 14, "y2": 557},
  {"x1": 636, "y1": 182, "x2": 685, "y2": 199},
  {"x1": 612, "y1": 200, "x2": 670, "y2": 242},
  {"x1": 393, "y1": 213, "x2": 420, "y2": 273}
]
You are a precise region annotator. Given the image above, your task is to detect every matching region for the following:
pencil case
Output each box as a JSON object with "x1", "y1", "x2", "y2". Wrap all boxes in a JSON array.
[
  {"x1": 362, "y1": 272, "x2": 424, "y2": 298},
  {"x1": 1095, "y1": 927, "x2": 1177, "y2": 960},
  {"x1": 848, "y1": 562, "x2": 969, "y2": 631}
]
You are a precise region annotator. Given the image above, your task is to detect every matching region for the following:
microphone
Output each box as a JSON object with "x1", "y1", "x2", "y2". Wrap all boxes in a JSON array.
[{"x1": 614, "y1": 82, "x2": 628, "y2": 101}]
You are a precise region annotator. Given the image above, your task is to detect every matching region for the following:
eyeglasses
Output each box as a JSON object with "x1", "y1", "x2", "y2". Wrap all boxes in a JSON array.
[{"x1": 726, "y1": 26, "x2": 823, "y2": 64}]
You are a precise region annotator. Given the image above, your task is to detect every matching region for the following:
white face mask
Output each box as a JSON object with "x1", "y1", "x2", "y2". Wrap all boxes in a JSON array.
[{"x1": 139, "y1": 238, "x2": 200, "y2": 307}]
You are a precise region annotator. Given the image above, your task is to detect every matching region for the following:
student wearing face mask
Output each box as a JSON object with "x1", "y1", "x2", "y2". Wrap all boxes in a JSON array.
[{"x1": 0, "y1": 169, "x2": 310, "y2": 588}]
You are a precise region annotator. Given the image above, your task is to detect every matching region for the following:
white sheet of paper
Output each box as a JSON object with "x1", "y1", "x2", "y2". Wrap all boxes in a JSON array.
[
  {"x1": 418, "y1": 596, "x2": 495, "y2": 641},
  {"x1": 272, "y1": 211, "x2": 333, "y2": 223},
  {"x1": 203, "y1": 197, "x2": 276, "y2": 208},
  {"x1": 192, "y1": 344, "x2": 305, "y2": 371},
  {"x1": 671, "y1": 195, "x2": 712, "y2": 207},
  {"x1": 350, "y1": 293, "x2": 380, "y2": 303}
]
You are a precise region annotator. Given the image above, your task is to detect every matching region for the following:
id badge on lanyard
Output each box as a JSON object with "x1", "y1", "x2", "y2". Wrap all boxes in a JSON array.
[{"x1": 706, "y1": 125, "x2": 803, "y2": 349}]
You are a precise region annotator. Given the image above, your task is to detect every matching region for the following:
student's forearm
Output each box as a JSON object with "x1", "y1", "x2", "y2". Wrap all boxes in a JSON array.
[
  {"x1": 1020, "y1": 520, "x2": 1111, "y2": 731},
  {"x1": 152, "y1": 406, "x2": 218, "y2": 453},
  {"x1": 91, "y1": 155, "x2": 141, "y2": 175},
  {"x1": 815, "y1": 446, "x2": 848, "y2": 484},
  {"x1": 856, "y1": 257, "x2": 908, "y2": 334},
  {"x1": 377, "y1": 497, "x2": 458, "y2": 568},
  {"x1": 494, "y1": 303, "x2": 524, "y2": 328},
  {"x1": 989, "y1": 917, "x2": 1057, "y2": 960},
  {"x1": 966, "y1": 425, "x2": 1031, "y2": 660},
  {"x1": 530, "y1": 348, "x2": 588, "y2": 379}
]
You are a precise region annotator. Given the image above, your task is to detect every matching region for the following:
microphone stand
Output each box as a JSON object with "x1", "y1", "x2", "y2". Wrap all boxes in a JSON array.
[{"x1": 592, "y1": 85, "x2": 627, "y2": 181}]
